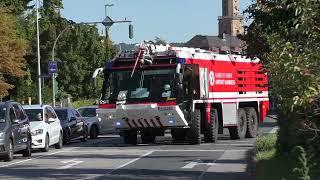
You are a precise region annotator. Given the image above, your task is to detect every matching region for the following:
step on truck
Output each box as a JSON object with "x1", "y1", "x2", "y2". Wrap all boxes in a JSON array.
[{"x1": 93, "y1": 41, "x2": 269, "y2": 145}]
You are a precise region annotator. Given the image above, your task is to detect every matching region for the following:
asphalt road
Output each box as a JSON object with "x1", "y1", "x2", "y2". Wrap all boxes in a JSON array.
[{"x1": 0, "y1": 114, "x2": 277, "y2": 180}]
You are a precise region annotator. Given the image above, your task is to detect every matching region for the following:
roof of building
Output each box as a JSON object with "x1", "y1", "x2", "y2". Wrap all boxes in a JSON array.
[{"x1": 185, "y1": 34, "x2": 245, "y2": 53}]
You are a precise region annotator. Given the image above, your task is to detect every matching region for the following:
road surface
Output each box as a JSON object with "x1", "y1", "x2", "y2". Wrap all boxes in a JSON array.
[{"x1": 0, "y1": 114, "x2": 277, "y2": 180}]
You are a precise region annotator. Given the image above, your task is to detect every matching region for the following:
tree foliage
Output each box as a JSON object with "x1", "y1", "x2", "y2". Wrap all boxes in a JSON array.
[
  {"x1": 0, "y1": 6, "x2": 27, "y2": 97},
  {"x1": 1, "y1": 0, "x2": 114, "y2": 103},
  {"x1": 242, "y1": 0, "x2": 320, "y2": 168}
]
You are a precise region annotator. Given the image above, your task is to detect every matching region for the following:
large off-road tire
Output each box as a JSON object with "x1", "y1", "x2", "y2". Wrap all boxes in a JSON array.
[
  {"x1": 41, "y1": 134, "x2": 50, "y2": 152},
  {"x1": 3, "y1": 139, "x2": 14, "y2": 162},
  {"x1": 245, "y1": 108, "x2": 259, "y2": 138},
  {"x1": 186, "y1": 109, "x2": 201, "y2": 144},
  {"x1": 123, "y1": 130, "x2": 137, "y2": 145},
  {"x1": 22, "y1": 136, "x2": 32, "y2": 157},
  {"x1": 171, "y1": 129, "x2": 186, "y2": 142},
  {"x1": 204, "y1": 108, "x2": 219, "y2": 143},
  {"x1": 54, "y1": 132, "x2": 63, "y2": 149},
  {"x1": 229, "y1": 108, "x2": 247, "y2": 139},
  {"x1": 140, "y1": 129, "x2": 156, "y2": 144}
]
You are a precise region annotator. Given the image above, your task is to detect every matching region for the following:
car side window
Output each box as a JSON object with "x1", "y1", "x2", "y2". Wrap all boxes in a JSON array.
[
  {"x1": 74, "y1": 110, "x2": 81, "y2": 118},
  {"x1": 44, "y1": 108, "x2": 50, "y2": 123},
  {"x1": 48, "y1": 107, "x2": 57, "y2": 119},
  {"x1": 17, "y1": 104, "x2": 26, "y2": 120},
  {"x1": 9, "y1": 107, "x2": 17, "y2": 122},
  {"x1": 13, "y1": 104, "x2": 24, "y2": 121}
]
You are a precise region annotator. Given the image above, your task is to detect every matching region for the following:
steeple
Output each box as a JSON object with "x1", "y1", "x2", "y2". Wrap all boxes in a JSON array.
[{"x1": 218, "y1": 0, "x2": 244, "y2": 36}]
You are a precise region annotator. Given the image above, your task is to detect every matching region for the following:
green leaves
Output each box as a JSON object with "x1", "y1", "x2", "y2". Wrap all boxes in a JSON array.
[{"x1": 242, "y1": 0, "x2": 320, "y2": 166}]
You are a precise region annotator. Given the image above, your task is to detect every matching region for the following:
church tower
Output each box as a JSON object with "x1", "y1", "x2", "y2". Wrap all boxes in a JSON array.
[{"x1": 218, "y1": 0, "x2": 244, "y2": 36}]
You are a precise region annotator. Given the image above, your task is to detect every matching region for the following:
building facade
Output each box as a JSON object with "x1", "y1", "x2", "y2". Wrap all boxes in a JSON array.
[{"x1": 218, "y1": 0, "x2": 244, "y2": 36}]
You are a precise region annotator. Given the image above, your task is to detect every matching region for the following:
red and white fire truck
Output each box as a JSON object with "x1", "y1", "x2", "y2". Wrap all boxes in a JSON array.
[{"x1": 93, "y1": 41, "x2": 269, "y2": 145}]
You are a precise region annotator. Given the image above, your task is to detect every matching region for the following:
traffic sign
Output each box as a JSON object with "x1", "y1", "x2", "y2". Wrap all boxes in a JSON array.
[
  {"x1": 48, "y1": 61, "x2": 58, "y2": 74},
  {"x1": 102, "y1": 16, "x2": 115, "y2": 28}
]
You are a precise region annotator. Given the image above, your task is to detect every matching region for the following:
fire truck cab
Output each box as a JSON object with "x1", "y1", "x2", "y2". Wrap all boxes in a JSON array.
[{"x1": 94, "y1": 41, "x2": 269, "y2": 145}]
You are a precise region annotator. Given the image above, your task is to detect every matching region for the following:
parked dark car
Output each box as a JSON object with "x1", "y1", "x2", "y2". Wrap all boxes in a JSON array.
[
  {"x1": 78, "y1": 106, "x2": 117, "y2": 139},
  {"x1": 0, "y1": 101, "x2": 32, "y2": 161},
  {"x1": 54, "y1": 108, "x2": 88, "y2": 144}
]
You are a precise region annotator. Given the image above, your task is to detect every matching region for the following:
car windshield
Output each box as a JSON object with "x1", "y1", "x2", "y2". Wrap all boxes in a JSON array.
[
  {"x1": 0, "y1": 105, "x2": 6, "y2": 123},
  {"x1": 78, "y1": 108, "x2": 96, "y2": 117},
  {"x1": 105, "y1": 69, "x2": 177, "y2": 103},
  {"x1": 55, "y1": 109, "x2": 68, "y2": 121},
  {"x1": 25, "y1": 109, "x2": 43, "y2": 121}
]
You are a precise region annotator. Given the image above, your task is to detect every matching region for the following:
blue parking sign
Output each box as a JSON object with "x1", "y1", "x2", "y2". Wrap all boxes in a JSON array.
[{"x1": 48, "y1": 61, "x2": 58, "y2": 74}]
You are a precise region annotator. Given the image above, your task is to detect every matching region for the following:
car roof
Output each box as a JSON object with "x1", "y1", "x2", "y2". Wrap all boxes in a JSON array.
[{"x1": 23, "y1": 104, "x2": 51, "y2": 109}]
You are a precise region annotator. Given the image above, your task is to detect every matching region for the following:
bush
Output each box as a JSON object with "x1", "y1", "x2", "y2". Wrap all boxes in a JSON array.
[
  {"x1": 71, "y1": 99, "x2": 96, "y2": 109},
  {"x1": 254, "y1": 134, "x2": 277, "y2": 153}
]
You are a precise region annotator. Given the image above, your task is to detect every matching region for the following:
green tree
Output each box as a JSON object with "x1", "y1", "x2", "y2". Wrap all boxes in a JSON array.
[
  {"x1": 0, "y1": 6, "x2": 27, "y2": 97},
  {"x1": 242, "y1": 0, "x2": 320, "y2": 154}
]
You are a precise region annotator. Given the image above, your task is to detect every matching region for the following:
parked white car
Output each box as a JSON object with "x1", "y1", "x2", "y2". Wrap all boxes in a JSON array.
[
  {"x1": 78, "y1": 106, "x2": 116, "y2": 139},
  {"x1": 23, "y1": 105, "x2": 63, "y2": 152}
]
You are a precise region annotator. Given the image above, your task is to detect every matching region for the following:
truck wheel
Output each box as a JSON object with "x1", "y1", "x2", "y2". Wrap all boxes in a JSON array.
[
  {"x1": 141, "y1": 129, "x2": 156, "y2": 144},
  {"x1": 229, "y1": 108, "x2": 247, "y2": 139},
  {"x1": 187, "y1": 109, "x2": 201, "y2": 144},
  {"x1": 171, "y1": 129, "x2": 186, "y2": 142},
  {"x1": 245, "y1": 108, "x2": 258, "y2": 138},
  {"x1": 204, "y1": 109, "x2": 219, "y2": 143},
  {"x1": 123, "y1": 130, "x2": 137, "y2": 145}
]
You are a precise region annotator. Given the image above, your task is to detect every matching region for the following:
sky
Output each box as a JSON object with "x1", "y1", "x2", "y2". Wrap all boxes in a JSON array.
[{"x1": 61, "y1": 0, "x2": 253, "y2": 44}]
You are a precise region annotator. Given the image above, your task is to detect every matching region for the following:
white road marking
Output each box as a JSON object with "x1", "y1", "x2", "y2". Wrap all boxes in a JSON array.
[
  {"x1": 198, "y1": 150, "x2": 248, "y2": 180},
  {"x1": 107, "y1": 150, "x2": 154, "y2": 174},
  {"x1": 82, "y1": 150, "x2": 155, "y2": 180},
  {"x1": 182, "y1": 159, "x2": 216, "y2": 169},
  {"x1": 0, "y1": 151, "x2": 63, "y2": 168},
  {"x1": 57, "y1": 159, "x2": 83, "y2": 169},
  {"x1": 65, "y1": 149, "x2": 248, "y2": 153},
  {"x1": 0, "y1": 148, "x2": 77, "y2": 168}
]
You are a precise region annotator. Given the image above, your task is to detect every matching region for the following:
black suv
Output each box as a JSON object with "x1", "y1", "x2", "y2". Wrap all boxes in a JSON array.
[
  {"x1": 54, "y1": 108, "x2": 88, "y2": 144},
  {"x1": 0, "y1": 101, "x2": 32, "y2": 161}
]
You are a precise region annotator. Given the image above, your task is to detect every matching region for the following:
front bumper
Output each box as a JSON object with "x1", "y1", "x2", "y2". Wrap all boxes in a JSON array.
[
  {"x1": 31, "y1": 134, "x2": 46, "y2": 149},
  {"x1": 97, "y1": 103, "x2": 188, "y2": 129}
]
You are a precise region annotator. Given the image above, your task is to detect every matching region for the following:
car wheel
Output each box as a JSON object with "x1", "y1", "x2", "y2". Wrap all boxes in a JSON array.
[
  {"x1": 80, "y1": 127, "x2": 88, "y2": 142},
  {"x1": 3, "y1": 139, "x2": 14, "y2": 162},
  {"x1": 55, "y1": 132, "x2": 63, "y2": 149},
  {"x1": 22, "y1": 136, "x2": 32, "y2": 157},
  {"x1": 41, "y1": 134, "x2": 49, "y2": 152},
  {"x1": 90, "y1": 125, "x2": 98, "y2": 139}
]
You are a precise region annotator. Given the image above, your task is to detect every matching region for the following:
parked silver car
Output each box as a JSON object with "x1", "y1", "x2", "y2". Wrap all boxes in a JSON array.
[{"x1": 77, "y1": 106, "x2": 116, "y2": 139}]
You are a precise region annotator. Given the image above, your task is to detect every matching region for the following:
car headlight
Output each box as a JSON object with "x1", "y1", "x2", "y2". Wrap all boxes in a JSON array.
[
  {"x1": 31, "y1": 129, "x2": 44, "y2": 136},
  {"x1": 0, "y1": 132, "x2": 5, "y2": 139}
]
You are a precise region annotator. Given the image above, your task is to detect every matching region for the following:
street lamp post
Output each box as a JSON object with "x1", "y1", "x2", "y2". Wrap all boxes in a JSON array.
[
  {"x1": 51, "y1": 26, "x2": 72, "y2": 107},
  {"x1": 36, "y1": 0, "x2": 42, "y2": 105}
]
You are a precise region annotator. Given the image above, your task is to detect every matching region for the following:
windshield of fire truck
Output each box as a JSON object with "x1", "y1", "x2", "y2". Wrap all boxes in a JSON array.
[{"x1": 106, "y1": 69, "x2": 176, "y2": 103}]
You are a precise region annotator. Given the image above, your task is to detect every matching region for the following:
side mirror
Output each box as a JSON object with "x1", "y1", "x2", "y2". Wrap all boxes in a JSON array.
[
  {"x1": 12, "y1": 119, "x2": 19, "y2": 124},
  {"x1": 48, "y1": 118, "x2": 55, "y2": 123}
]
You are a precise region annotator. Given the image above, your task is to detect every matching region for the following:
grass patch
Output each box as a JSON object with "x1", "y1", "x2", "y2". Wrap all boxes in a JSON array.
[
  {"x1": 71, "y1": 99, "x2": 96, "y2": 109},
  {"x1": 254, "y1": 134, "x2": 295, "y2": 180}
]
